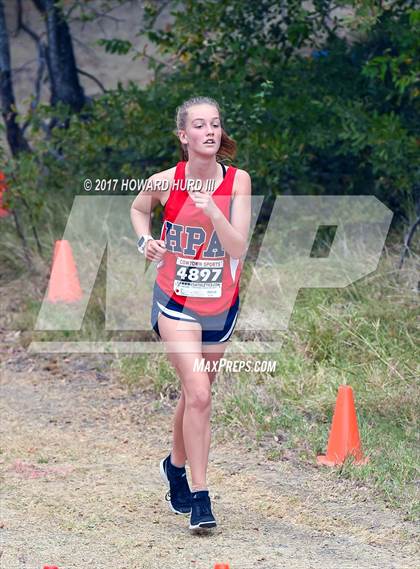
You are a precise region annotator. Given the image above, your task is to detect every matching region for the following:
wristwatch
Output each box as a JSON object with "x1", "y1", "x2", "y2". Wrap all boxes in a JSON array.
[{"x1": 137, "y1": 234, "x2": 154, "y2": 255}]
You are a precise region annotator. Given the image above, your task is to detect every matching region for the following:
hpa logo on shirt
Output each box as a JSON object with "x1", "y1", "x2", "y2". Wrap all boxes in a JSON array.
[{"x1": 164, "y1": 221, "x2": 225, "y2": 258}]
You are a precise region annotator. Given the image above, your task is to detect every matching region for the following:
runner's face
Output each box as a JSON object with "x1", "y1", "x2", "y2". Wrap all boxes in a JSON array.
[{"x1": 180, "y1": 104, "x2": 222, "y2": 157}]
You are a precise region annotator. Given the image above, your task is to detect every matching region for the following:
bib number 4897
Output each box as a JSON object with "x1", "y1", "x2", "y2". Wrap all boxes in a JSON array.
[
  {"x1": 176, "y1": 266, "x2": 221, "y2": 282},
  {"x1": 174, "y1": 258, "x2": 224, "y2": 298}
]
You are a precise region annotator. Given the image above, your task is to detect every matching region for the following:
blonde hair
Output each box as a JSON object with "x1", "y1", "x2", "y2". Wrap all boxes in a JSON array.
[{"x1": 175, "y1": 97, "x2": 237, "y2": 162}]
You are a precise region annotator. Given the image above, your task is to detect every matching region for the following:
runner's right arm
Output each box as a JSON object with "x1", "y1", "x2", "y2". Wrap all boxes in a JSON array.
[{"x1": 130, "y1": 174, "x2": 167, "y2": 261}]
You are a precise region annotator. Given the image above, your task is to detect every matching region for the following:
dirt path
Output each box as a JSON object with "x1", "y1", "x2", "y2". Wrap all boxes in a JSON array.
[{"x1": 0, "y1": 276, "x2": 418, "y2": 569}]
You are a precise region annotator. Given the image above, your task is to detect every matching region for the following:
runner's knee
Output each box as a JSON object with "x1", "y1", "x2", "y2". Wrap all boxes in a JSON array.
[{"x1": 184, "y1": 385, "x2": 211, "y2": 411}]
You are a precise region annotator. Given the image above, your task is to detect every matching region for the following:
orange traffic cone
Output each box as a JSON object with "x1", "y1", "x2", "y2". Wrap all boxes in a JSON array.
[
  {"x1": 46, "y1": 240, "x2": 83, "y2": 303},
  {"x1": 214, "y1": 565, "x2": 230, "y2": 569},
  {"x1": 317, "y1": 385, "x2": 369, "y2": 466}
]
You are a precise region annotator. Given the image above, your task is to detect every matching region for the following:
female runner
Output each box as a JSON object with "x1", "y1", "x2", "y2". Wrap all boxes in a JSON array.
[{"x1": 130, "y1": 96, "x2": 251, "y2": 531}]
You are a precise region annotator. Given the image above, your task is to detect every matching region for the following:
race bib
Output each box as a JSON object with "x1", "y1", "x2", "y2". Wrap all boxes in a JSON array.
[{"x1": 174, "y1": 258, "x2": 223, "y2": 298}]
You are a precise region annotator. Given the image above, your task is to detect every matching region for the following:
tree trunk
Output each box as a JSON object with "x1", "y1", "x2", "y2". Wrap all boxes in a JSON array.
[
  {"x1": 32, "y1": 0, "x2": 85, "y2": 112},
  {"x1": 0, "y1": 0, "x2": 30, "y2": 155}
]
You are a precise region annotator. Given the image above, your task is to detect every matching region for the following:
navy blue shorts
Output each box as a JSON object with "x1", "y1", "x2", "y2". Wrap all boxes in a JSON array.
[{"x1": 151, "y1": 282, "x2": 239, "y2": 344}]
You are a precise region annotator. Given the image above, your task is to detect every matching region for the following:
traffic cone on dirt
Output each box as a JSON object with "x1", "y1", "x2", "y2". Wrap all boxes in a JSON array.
[
  {"x1": 214, "y1": 565, "x2": 230, "y2": 569},
  {"x1": 317, "y1": 385, "x2": 369, "y2": 466},
  {"x1": 46, "y1": 240, "x2": 83, "y2": 303}
]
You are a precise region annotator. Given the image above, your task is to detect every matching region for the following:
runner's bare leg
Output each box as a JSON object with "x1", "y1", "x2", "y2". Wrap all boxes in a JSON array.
[
  {"x1": 170, "y1": 343, "x2": 227, "y2": 468},
  {"x1": 158, "y1": 314, "x2": 212, "y2": 490}
]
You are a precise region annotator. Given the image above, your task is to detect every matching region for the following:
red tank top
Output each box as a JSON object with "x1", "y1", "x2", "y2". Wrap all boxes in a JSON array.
[{"x1": 156, "y1": 161, "x2": 241, "y2": 316}]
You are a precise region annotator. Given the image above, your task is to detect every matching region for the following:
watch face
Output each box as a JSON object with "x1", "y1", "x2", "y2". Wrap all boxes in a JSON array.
[{"x1": 137, "y1": 236, "x2": 145, "y2": 250}]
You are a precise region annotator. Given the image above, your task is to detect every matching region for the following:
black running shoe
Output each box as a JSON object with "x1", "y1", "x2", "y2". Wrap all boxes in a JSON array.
[
  {"x1": 189, "y1": 490, "x2": 217, "y2": 530},
  {"x1": 160, "y1": 454, "x2": 192, "y2": 515}
]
